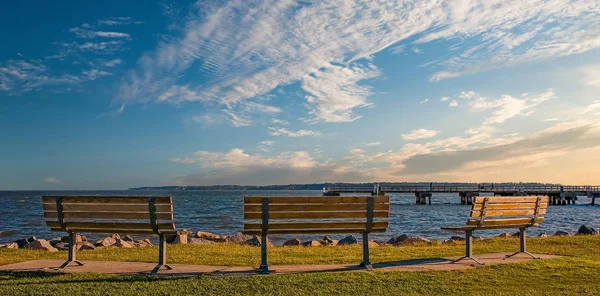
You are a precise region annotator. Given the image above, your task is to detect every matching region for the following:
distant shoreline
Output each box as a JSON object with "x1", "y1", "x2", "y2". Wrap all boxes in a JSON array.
[{"x1": 129, "y1": 182, "x2": 559, "y2": 191}]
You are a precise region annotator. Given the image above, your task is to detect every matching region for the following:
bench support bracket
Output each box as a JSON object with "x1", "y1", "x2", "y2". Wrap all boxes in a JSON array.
[
  {"x1": 359, "y1": 233, "x2": 373, "y2": 271},
  {"x1": 58, "y1": 232, "x2": 84, "y2": 270},
  {"x1": 452, "y1": 230, "x2": 484, "y2": 265},
  {"x1": 152, "y1": 235, "x2": 173, "y2": 274},
  {"x1": 505, "y1": 228, "x2": 539, "y2": 260},
  {"x1": 259, "y1": 198, "x2": 269, "y2": 274}
]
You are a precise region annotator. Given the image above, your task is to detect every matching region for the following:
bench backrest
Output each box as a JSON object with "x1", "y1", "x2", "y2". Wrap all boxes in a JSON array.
[
  {"x1": 243, "y1": 196, "x2": 390, "y2": 235},
  {"x1": 43, "y1": 196, "x2": 176, "y2": 235},
  {"x1": 467, "y1": 196, "x2": 549, "y2": 227}
]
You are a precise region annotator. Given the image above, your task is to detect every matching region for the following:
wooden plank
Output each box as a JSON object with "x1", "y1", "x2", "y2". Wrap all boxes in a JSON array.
[
  {"x1": 43, "y1": 203, "x2": 173, "y2": 212},
  {"x1": 442, "y1": 224, "x2": 541, "y2": 231},
  {"x1": 466, "y1": 217, "x2": 544, "y2": 226},
  {"x1": 42, "y1": 196, "x2": 172, "y2": 204},
  {"x1": 244, "y1": 211, "x2": 389, "y2": 220},
  {"x1": 46, "y1": 221, "x2": 175, "y2": 230},
  {"x1": 243, "y1": 228, "x2": 388, "y2": 235},
  {"x1": 44, "y1": 211, "x2": 174, "y2": 220},
  {"x1": 244, "y1": 203, "x2": 389, "y2": 212},
  {"x1": 49, "y1": 228, "x2": 178, "y2": 234},
  {"x1": 470, "y1": 208, "x2": 547, "y2": 218},
  {"x1": 244, "y1": 221, "x2": 389, "y2": 230},
  {"x1": 472, "y1": 203, "x2": 548, "y2": 211},
  {"x1": 473, "y1": 196, "x2": 549, "y2": 204},
  {"x1": 244, "y1": 196, "x2": 389, "y2": 204}
]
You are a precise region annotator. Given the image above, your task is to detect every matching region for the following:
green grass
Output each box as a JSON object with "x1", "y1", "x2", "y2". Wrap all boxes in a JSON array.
[{"x1": 1, "y1": 236, "x2": 600, "y2": 295}]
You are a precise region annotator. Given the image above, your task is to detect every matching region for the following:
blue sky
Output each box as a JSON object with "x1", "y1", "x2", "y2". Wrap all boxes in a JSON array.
[{"x1": 1, "y1": 0, "x2": 600, "y2": 189}]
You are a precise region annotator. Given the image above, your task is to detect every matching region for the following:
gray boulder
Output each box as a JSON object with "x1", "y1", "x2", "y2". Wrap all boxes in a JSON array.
[
  {"x1": 15, "y1": 236, "x2": 37, "y2": 248},
  {"x1": 302, "y1": 240, "x2": 323, "y2": 247},
  {"x1": 172, "y1": 233, "x2": 188, "y2": 244},
  {"x1": 122, "y1": 235, "x2": 134, "y2": 242},
  {"x1": 395, "y1": 237, "x2": 431, "y2": 246},
  {"x1": 283, "y1": 238, "x2": 301, "y2": 246},
  {"x1": 242, "y1": 235, "x2": 273, "y2": 247},
  {"x1": 320, "y1": 236, "x2": 334, "y2": 246},
  {"x1": 79, "y1": 241, "x2": 96, "y2": 250},
  {"x1": 338, "y1": 235, "x2": 358, "y2": 245},
  {"x1": 577, "y1": 225, "x2": 597, "y2": 235},
  {"x1": 537, "y1": 233, "x2": 549, "y2": 238},
  {"x1": 225, "y1": 232, "x2": 253, "y2": 244},
  {"x1": 54, "y1": 242, "x2": 69, "y2": 250},
  {"x1": 114, "y1": 239, "x2": 133, "y2": 248},
  {"x1": 195, "y1": 231, "x2": 223, "y2": 241},
  {"x1": 25, "y1": 239, "x2": 58, "y2": 252},
  {"x1": 387, "y1": 234, "x2": 409, "y2": 244},
  {"x1": 188, "y1": 238, "x2": 215, "y2": 245},
  {"x1": 553, "y1": 230, "x2": 570, "y2": 236},
  {"x1": 97, "y1": 237, "x2": 116, "y2": 247},
  {"x1": 3, "y1": 242, "x2": 18, "y2": 249}
]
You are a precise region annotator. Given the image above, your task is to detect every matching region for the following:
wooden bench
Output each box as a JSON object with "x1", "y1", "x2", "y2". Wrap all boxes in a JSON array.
[
  {"x1": 43, "y1": 196, "x2": 180, "y2": 274},
  {"x1": 243, "y1": 196, "x2": 390, "y2": 273},
  {"x1": 441, "y1": 196, "x2": 549, "y2": 265}
]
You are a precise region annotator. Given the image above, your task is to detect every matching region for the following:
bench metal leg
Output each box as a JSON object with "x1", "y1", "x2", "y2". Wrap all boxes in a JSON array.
[
  {"x1": 58, "y1": 232, "x2": 84, "y2": 270},
  {"x1": 452, "y1": 230, "x2": 484, "y2": 265},
  {"x1": 151, "y1": 235, "x2": 173, "y2": 274},
  {"x1": 259, "y1": 233, "x2": 269, "y2": 274},
  {"x1": 505, "y1": 228, "x2": 539, "y2": 260},
  {"x1": 358, "y1": 233, "x2": 373, "y2": 271}
]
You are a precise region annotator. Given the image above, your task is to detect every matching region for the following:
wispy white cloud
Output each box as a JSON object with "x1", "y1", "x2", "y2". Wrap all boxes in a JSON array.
[
  {"x1": 69, "y1": 27, "x2": 130, "y2": 39},
  {"x1": 103, "y1": 59, "x2": 122, "y2": 67},
  {"x1": 257, "y1": 140, "x2": 275, "y2": 152},
  {"x1": 97, "y1": 17, "x2": 144, "y2": 26},
  {"x1": 366, "y1": 142, "x2": 383, "y2": 147},
  {"x1": 440, "y1": 97, "x2": 449, "y2": 102},
  {"x1": 460, "y1": 89, "x2": 555, "y2": 124},
  {"x1": 270, "y1": 118, "x2": 289, "y2": 125},
  {"x1": 118, "y1": 0, "x2": 599, "y2": 125},
  {"x1": 401, "y1": 129, "x2": 440, "y2": 141},
  {"x1": 44, "y1": 177, "x2": 60, "y2": 184},
  {"x1": 543, "y1": 118, "x2": 560, "y2": 122},
  {"x1": 268, "y1": 127, "x2": 321, "y2": 137},
  {"x1": 580, "y1": 100, "x2": 600, "y2": 115},
  {"x1": 449, "y1": 100, "x2": 458, "y2": 107},
  {"x1": 581, "y1": 64, "x2": 600, "y2": 87},
  {"x1": 82, "y1": 69, "x2": 112, "y2": 81},
  {"x1": 420, "y1": 98, "x2": 429, "y2": 104},
  {"x1": 389, "y1": 44, "x2": 406, "y2": 55}
]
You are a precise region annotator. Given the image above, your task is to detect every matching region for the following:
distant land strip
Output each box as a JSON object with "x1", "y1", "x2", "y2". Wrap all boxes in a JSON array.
[{"x1": 129, "y1": 182, "x2": 559, "y2": 191}]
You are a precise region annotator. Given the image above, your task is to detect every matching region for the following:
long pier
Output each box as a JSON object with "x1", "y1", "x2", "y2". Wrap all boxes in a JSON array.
[{"x1": 323, "y1": 184, "x2": 600, "y2": 205}]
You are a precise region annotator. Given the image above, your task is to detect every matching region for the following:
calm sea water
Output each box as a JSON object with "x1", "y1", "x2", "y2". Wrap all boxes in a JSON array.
[{"x1": 1, "y1": 190, "x2": 599, "y2": 244}]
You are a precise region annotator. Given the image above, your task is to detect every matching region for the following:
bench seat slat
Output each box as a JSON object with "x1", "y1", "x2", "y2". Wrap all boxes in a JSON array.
[
  {"x1": 244, "y1": 221, "x2": 389, "y2": 231},
  {"x1": 472, "y1": 203, "x2": 547, "y2": 211},
  {"x1": 473, "y1": 196, "x2": 549, "y2": 204},
  {"x1": 46, "y1": 221, "x2": 176, "y2": 230},
  {"x1": 43, "y1": 203, "x2": 173, "y2": 212},
  {"x1": 442, "y1": 223, "x2": 541, "y2": 231},
  {"x1": 42, "y1": 196, "x2": 172, "y2": 204},
  {"x1": 49, "y1": 228, "x2": 179, "y2": 234},
  {"x1": 44, "y1": 211, "x2": 174, "y2": 220},
  {"x1": 243, "y1": 228, "x2": 388, "y2": 235},
  {"x1": 244, "y1": 211, "x2": 389, "y2": 220},
  {"x1": 244, "y1": 203, "x2": 389, "y2": 212},
  {"x1": 466, "y1": 217, "x2": 544, "y2": 226},
  {"x1": 470, "y1": 208, "x2": 547, "y2": 218},
  {"x1": 244, "y1": 196, "x2": 389, "y2": 204}
]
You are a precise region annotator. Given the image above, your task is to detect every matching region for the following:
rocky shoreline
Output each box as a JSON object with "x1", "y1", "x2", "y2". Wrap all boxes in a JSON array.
[{"x1": 0, "y1": 225, "x2": 598, "y2": 252}]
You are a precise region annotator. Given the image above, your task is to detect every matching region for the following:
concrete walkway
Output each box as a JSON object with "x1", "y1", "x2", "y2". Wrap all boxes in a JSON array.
[{"x1": 0, "y1": 253, "x2": 559, "y2": 277}]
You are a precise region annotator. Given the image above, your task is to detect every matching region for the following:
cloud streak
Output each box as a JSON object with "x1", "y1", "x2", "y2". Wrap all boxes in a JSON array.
[{"x1": 117, "y1": 0, "x2": 600, "y2": 125}]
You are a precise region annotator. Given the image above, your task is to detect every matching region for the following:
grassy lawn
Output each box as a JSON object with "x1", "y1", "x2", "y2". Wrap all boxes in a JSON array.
[{"x1": 1, "y1": 236, "x2": 600, "y2": 295}]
